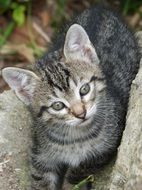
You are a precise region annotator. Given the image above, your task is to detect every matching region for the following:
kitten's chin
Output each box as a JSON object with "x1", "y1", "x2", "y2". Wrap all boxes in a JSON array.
[
  {"x1": 79, "y1": 117, "x2": 93, "y2": 127},
  {"x1": 66, "y1": 116, "x2": 92, "y2": 127}
]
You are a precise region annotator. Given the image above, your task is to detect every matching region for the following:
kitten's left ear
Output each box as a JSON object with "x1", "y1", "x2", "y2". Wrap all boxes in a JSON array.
[
  {"x1": 2, "y1": 67, "x2": 40, "y2": 105},
  {"x1": 64, "y1": 24, "x2": 99, "y2": 63}
]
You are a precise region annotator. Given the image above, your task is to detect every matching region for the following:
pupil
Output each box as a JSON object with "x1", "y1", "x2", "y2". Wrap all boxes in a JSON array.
[{"x1": 84, "y1": 86, "x2": 87, "y2": 91}]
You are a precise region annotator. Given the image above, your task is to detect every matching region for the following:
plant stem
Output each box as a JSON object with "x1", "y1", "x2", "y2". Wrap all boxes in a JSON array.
[
  {"x1": 72, "y1": 175, "x2": 94, "y2": 190},
  {"x1": 123, "y1": 0, "x2": 131, "y2": 15},
  {"x1": 0, "y1": 21, "x2": 15, "y2": 49}
]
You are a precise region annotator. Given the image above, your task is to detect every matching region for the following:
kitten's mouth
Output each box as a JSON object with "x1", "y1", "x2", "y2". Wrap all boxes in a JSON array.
[
  {"x1": 66, "y1": 115, "x2": 91, "y2": 126},
  {"x1": 81, "y1": 118, "x2": 88, "y2": 122},
  {"x1": 80, "y1": 117, "x2": 91, "y2": 125}
]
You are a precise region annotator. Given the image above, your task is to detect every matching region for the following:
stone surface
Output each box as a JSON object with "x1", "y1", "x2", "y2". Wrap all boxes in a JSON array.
[
  {"x1": 109, "y1": 37, "x2": 142, "y2": 190},
  {"x1": 0, "y1": 33, "x2": 142, "y2": 190},
  {"x1": 0, "y1": 91, "x2": 32, "y2": 190}
]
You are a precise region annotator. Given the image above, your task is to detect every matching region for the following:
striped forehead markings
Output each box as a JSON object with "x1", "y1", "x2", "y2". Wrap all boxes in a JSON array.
[{"x1": 43, "y1": 62, "x2": 70, "y2": 91}]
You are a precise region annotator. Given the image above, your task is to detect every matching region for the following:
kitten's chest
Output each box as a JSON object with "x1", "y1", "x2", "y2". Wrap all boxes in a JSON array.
[{"x1": 46, "y1": 140, "x2": 94, "y2": 167}]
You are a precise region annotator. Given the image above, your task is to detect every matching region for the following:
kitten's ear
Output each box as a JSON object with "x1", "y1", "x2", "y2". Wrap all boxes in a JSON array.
[
  {"x1": 2, "y1": 67, "x2": 39, "y2": 105},
  {"x1": 64, "y1": 24, "x2": 99, "y2": 63}
]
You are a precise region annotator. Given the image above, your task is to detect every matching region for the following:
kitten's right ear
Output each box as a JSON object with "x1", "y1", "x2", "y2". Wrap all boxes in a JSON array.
[
  {"x1": 64, "y1": 24, "x2": 99, "y2": 63},
  {"x1": 2, "y1": 67, "x2": 39, "y2": 105}
]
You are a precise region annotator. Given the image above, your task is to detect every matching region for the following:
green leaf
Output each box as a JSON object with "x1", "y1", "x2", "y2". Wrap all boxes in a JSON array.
[
  {"x1": 0, "y1": 0, "x2": 11, "y2": 13},
  {"x1": 12, "y1": 5, "x2": 26, "y2": 26},
  {"x1": 0, "y1": 0, "x2": 11, "y2": 9},
  {"x1": 0, "y1": 22, "x2": 15, "y2": 48},
  {"x1": 72, "y1": 175, "x2": 95, "y2": 190},
  {"x1": 11, "y1": 2, "x2": 18, "y2": 9}
]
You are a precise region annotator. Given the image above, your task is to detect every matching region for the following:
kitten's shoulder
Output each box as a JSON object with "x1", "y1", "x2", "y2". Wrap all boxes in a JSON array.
[{"x1": 49, "y1": 5, "x2": 127, "y2": 52}]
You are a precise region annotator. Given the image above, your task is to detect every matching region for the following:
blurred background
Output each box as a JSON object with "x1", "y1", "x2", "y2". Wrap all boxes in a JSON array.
[{"x1": 0, "y1": 0, "x2": 142, "y2": 93}]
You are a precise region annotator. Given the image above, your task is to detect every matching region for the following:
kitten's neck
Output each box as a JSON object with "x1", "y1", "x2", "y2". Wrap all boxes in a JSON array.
[{"x1": 35, "y1": 115, "x2": 104, "y2": 145}]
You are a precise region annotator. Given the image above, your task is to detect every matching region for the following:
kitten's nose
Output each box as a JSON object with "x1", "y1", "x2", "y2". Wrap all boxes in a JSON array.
[
  {"x1": 70, "y1": 102, "x2": 86, "y2": 119},
  {"x1": 76, "y1": 111, "x2": 86, "y2": 119}
]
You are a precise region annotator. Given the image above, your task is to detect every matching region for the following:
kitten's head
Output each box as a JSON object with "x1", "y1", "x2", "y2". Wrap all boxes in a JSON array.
[{"x1": 2, "y1": 24, "x2": 106, "y2": 127}]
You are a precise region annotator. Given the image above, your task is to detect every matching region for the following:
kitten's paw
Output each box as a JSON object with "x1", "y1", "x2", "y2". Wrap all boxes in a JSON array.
[
  {"x1": 30, "y1": 167, "x2": 47, "y2": 190},
  {"x1": 67, "y1": 166, "x2": 93, "y2": 190},
  {"x1": 67, "y1": 166, "x2": 89, "y2": 184}
]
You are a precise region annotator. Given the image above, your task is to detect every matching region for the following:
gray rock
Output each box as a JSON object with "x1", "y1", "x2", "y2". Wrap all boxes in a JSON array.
[
  {"x1": 0, "y1": 91, "x2": 32, "y2": 190},
  {"x1": 109, "y1": 37, "x2": 142, "y2": 190}
]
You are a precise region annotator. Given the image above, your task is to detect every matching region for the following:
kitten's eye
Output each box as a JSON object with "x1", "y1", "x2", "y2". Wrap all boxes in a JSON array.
[
  {"x1": 51, "y1": 101, "x2": 65, "y2": 111},
  {"x1": 80, "y1": 83, "x2": 90, "y2": 96}
]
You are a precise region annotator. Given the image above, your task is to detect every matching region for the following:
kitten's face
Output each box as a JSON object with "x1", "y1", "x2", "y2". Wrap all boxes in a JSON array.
[
  {"x1": 33, "y1": 60, "x2": 106, "y2": 127},
  {"x1": 2, "y1": 24, "x2": 106, "y2": 127}
]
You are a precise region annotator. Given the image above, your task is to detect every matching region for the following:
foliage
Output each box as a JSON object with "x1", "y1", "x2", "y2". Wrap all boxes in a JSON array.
[
  {"x1": 0, "y1": 0, "x2": 27, "y2": 25},
  {"x1": 0, "y1": 0, "x2": 43, "y2": 57},
  {"x1": 51, "y1": 0, "x2": 68, "y2": 29},
  {"x1": 0, "y1": 0, "x2": 11, "y2": 13},
  {"x1": 72, "y1": 175, "x2": 95, "y2": 190},
  {"x1": 11, "y1": 2, "x2": 26, "y2": 26},
  {"x1": 121, "y1": 0, "x2": 142, "y2": 15},
  {"x1": 0, "y1": 0, "x2": 28, "y2": 48}
]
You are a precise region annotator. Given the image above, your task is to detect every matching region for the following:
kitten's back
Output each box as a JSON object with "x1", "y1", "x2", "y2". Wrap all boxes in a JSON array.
[{"x1": 50, "y1": 5, "x2": 140, "y2": 105}]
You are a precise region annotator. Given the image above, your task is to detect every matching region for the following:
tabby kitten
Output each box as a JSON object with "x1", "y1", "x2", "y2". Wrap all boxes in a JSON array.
[{"x1": 2, "y1": 5, "x2": 140, "y2": 190}]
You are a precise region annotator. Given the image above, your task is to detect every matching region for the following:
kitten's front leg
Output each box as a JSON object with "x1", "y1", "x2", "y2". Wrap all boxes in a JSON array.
[
  {"x1": 44, "y1": 172, "x2": 63, "y2": 190},
  {"x1": 31, "y1": 165, "x2": 67, "y2": 190}
]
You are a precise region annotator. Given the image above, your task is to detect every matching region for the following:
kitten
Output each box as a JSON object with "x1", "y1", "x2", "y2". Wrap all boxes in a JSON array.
[{"x1": 2, "y1": 5, "x2": 140, "y2": 190}]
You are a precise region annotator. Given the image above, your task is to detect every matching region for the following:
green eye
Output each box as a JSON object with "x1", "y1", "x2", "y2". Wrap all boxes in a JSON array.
[
  {"x1": 52, "y1": 101, "x2": 65, "y2": 111},
  {"x1": 80, "y1": 83, "x2": 90, "y2": 96}
]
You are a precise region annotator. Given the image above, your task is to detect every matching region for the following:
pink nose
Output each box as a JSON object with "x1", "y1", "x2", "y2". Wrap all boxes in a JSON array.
[
  {"x1": 75, "y1": 110, "x2": 86, "y2": 119},
  {"x1": 70, "y1": 102, "x2": 86, "y2": 119}
]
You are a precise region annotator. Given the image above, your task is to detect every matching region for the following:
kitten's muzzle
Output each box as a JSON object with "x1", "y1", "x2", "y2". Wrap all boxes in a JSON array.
[
  {"x1": 75, "y1": 110, "x2": 86, "y2": 119},
  {"x1": 70, "y1": 102, "x2": 86, "y2": 119}
]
